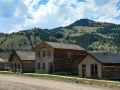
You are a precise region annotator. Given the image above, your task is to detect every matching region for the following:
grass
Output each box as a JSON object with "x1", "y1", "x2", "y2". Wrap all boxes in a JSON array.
[{"x1": 0, "y1": 71, "x2": 120, "y2": 89}]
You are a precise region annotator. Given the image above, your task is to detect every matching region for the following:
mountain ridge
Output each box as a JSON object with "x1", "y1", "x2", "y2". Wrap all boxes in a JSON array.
[{"x1": 0, "y1": 19, "x2": 120, "y2": 59}]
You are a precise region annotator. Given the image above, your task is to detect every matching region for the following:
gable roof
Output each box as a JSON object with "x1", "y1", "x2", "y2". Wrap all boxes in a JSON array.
[
  {"x1": 36, "y1": 41, "x2": 85, "y2": 51},
  {"x1": 16, "y1": 51, "x2": 35, "y2": 60},
  {"x1": 9, "y1": 51, "x2": 35, "y2": 61},
  {"x1": 78, "y1": 53, "x2": 120, "y2": 65},
  {"x1": 90, "y1": 53, "x2": 120, "y2": 64}
]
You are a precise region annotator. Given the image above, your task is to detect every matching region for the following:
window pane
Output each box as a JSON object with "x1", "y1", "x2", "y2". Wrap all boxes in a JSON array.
[
  {"x1": 15, "y1": 62, "x2": 17, "y2": 69},
  {"x1": 18, "y1": 63, "x2": 20, "y2": 69},
  {"x1": 37, "y1": 63, "x2": 40, "y2": 69},
  {"x1": 11, "y1": 63, "x2": 13, "y2": 69},
  {"x1": 48, "y1": 50, "x2": 51, "y2": 57},
  {"x1": 91, "y1": 71, "x2": 94, "y2": 76},
  {"x1": 91, "y1": 65, "x2": 94, "y2": 70},
  {"x1": 68, "y1": 52, "x2": 71, "y2": 58},
  {"x1": 43, "y1": 51, "x2": 45, "y2": 57},
  {"x1": 43, "y1": 63, "x2": 45, "y2": 69},
  {"x1": 38, "y1": 51, "x2": 40, "y2": 57},
  {"x1": 95, "y1": 65, "x2": 97, "y2": 70},
  {"x1": 91, "y1": 64, "x2": 98, "y2": 77}
]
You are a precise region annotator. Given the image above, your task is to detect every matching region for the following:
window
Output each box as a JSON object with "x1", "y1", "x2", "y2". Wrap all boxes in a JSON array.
[
  {"x1": 15, "y1": 62, "x2": 17, "y2": 69},
  {"x1": 48, "y1": 50, "x2": 51, "y2": 57},
  {"x1": 11, "y1": 63, "x2": 13, "y2": 69},
  {"x1": 38, "y1": 51, "x2": 40, "y2": 57},
  {"x1": 91, "y1": 64, "x2": 98, "y2": 78},
  {"x1": 68, "y1": 52, "x2": 71, "y2": 58},
  {"x1": 37, "y1": 63, "x2": 40, "y2": 69},
  {"x1": 43, "y1": 51, "x2": 45, "y2": 57},
  {"x1": 18, "y1": 63, "x2": 20, "y2": 69},
  {"x1": 43, "y1": 63, "x2": 45, "y2": 69}
]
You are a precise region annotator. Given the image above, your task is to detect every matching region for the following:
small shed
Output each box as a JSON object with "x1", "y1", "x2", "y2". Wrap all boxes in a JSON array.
[
  {"x1": 9, "y1": 51, "x2": 35, "y2": 73},
  {"x1": 78, "y1": 53, "x2": 120, "y2": 79}
]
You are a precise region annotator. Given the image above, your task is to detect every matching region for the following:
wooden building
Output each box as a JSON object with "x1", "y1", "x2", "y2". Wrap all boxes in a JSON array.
[
  {"x1": 35, "y1": 41, "x2": 87, "y2": 74},
  {"x1": 9, "y1": 51, "x2": 35, "y2": 73},
  {"x1": 0, "y1": 59, "x2": 9, "y2": 71},
  {"x1": 78, "y1": 53, "x2": 120, "y2": 79}
]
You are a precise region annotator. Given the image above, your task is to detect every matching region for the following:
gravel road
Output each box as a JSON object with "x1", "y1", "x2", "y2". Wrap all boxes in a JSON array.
[{"x1": 0, "y1": 74, "x2": 117, "y2": 90}]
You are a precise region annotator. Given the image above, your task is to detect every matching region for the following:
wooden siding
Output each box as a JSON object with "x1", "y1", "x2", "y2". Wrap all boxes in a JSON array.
[
  {"x1": 0, "y1": 62, "x2": 9, "y2": 71},
  {"x1": 54, "y1": 49, "x2": 86, "y2": 74},
  {"x1": 9, "y1": 52, "x2": 35, "y2": 73},
  {"x1": 35, "y1": 46, "x2": 54, "y2": 73},
  {"x1": 23, "y1": 61, "x2": 35, "y2": 73},
  {"x1": 102, "y1": 65, "x2": 120, "y2": 79},
  {"x1": 78, "y1": 54, "x2": 102, "y2": 78}
]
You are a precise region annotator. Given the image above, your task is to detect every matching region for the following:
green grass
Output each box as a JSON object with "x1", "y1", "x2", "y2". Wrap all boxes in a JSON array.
[{"x1": 0, "y1": 71, "x2": 120, "y2": 89}]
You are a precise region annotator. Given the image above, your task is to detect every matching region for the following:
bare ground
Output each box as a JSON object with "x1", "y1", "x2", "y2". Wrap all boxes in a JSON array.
[{"x1": 0, "y1": 74, "x2": 117, "y2": 90}]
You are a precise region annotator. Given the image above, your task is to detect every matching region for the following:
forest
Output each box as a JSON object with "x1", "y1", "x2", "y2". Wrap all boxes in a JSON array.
[{"x1": 0, "y1": 19, "x2": 120, "y2": 59}]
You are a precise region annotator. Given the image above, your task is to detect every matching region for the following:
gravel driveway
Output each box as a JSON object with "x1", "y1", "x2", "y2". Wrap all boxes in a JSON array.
[{"x1": 0, "y1": 74, "x2": 117, "y2": 90}]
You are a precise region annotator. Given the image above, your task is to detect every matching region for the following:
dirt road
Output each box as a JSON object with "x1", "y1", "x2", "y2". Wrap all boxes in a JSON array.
[{"x1": 0, "y1": 74, "x2": 116, "y2": 90}]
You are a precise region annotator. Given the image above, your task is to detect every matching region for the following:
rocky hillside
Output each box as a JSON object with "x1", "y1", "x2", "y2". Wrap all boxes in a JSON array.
[{"x1": 0, "y1": 19, "x2": 120, "y2": 59}]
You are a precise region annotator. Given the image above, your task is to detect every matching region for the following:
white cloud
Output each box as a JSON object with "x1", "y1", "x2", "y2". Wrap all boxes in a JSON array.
[{"x1": 0, "y1": 0, "x2": 120, "y2": 33}]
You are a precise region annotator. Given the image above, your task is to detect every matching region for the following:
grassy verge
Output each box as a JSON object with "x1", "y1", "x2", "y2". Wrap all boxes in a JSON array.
[{"x1": 0, "y1": 71, "x2": 120, "y2": 89}]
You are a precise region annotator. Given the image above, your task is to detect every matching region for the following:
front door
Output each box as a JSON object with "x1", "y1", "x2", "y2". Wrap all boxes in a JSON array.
[
  {"x1": 82, "y1": 64, "x2": 86, "y2": 78},
  {"x1": 49, "y1": 62, "x2": 53, "y2": 73}
]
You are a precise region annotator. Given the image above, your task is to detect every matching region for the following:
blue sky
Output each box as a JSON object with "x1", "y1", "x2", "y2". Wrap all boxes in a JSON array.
[{"x1": 0, "y1": 0, "x2": 120, "y2": 33}]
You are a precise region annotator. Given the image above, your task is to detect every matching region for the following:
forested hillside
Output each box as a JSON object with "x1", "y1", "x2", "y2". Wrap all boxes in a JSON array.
[{"x1": 0, "y1": 19, "x2": 120, "y2": 59}]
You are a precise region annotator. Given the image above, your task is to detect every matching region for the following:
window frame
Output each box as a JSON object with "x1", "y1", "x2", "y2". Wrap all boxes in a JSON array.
[
  {"x1": 68, "y1": 52, "x2": 71, "y2": 58},
  {"x1": 42, "y1": 63, "x2": 45, "y2": 69},
  {"x1": 18, "y1": 63, "x2": 20, "y2": 69},
  {"x1": 11, "y1": 63, "x2": 13, "y2": 69},
  {"x1": 37, "y1": 63, "x2": 40, "y2": 69},
  {"x1": 42, "y1": 51, "x2": 45, "y2": 57},
  {"x1": 47, "y1": 50, "x2": 51, "y2": 57},
  {"x1": 38, "y1": 51, "x2": 40, "y2": 57},
  {"x1": 90, "y1": 64, "x2": 98, "y2": 78}
]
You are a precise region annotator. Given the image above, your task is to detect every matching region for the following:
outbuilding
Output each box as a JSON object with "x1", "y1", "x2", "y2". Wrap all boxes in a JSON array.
[
  {"x1": 9, "y1": 51, "x2": 35, "y2": 73},
  {"x1": 78, "y1": 53, "x2": 120, "y2": 79}
]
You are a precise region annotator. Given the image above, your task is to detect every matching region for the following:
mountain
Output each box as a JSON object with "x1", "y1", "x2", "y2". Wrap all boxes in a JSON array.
[
  {"x1": 0, "y1": 33, "x2": 5, "y2": 37},
  {"x1": 0, "y1": 19, "x2": 120, "y2": 59}
]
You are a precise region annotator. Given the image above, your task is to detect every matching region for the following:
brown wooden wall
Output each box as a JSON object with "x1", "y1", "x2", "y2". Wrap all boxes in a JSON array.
[
  {"x1": 22, "y1": 60, "x2": 35, "y2": 73},
  {"x1": 0, "y1": 62, "x2": 9, "y2": 71},
  {"x1": 102, "y1": 65, "x2": 120, "y2": 79},
  {"x1": 54, "y1": 49, "x2": 86, "y2": 74}
]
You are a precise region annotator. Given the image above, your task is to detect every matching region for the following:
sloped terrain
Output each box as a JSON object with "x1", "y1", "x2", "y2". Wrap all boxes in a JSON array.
[{"x1": 0, "y1": 19, "x2": 120, "y2": 59}]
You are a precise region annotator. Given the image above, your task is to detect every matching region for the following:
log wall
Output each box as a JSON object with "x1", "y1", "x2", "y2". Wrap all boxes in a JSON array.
[
  {"x1": 0, "y1": 62, "x2": 9, "y2": 71},
  {"x1": 102, "y1": 65, "x2": 120, "y2": 79},
  {"x1": 23, "y1": 60, "x2": 35, "y2": 73},
  {"x1": 54, "y1": 49, "x2": 86, "y2": 74}
]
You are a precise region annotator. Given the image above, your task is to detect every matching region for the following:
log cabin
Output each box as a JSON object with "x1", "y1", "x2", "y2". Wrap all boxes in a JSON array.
[
  {"x1": 9, "y1": 51, "x2": 35, "y2": 73},
  {"x1": 78, "y1": 53, "x2": 120, "y2": 79},
  {"x1": 35, "y1": 41, "x2": 87, "y2": 74}
]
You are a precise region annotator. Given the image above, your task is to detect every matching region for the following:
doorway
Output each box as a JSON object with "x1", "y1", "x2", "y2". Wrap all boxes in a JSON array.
[
  {"x1": 82, "y1": 64, "x2": 86, "y2": 78},
  {"x1": 49, "y1": 62, "x2": 53, "y2": 73}
]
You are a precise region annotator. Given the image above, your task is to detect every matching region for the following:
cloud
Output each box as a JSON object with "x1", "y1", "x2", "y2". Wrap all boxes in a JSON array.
[{"x1": 0, "y1": 0, "x2": 120, "y2": 33}]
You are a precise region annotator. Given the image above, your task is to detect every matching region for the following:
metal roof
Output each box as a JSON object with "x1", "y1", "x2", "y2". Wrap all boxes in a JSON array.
[
  {"x1": 44, "y1": 41, "x2": 85, "y2": 51},
  {"x1": 16, "y1": 51, "x2": 35, "y2": 60},
  {"x1": 90, "y1": 53, "x2": 120, "y2": 63}
]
